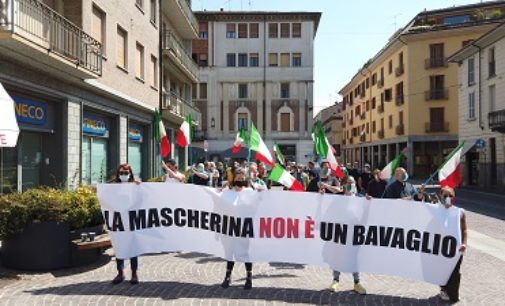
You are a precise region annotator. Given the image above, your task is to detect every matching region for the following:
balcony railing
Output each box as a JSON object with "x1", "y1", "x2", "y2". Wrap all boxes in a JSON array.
[
  {"x1": 163, "y1": 91, "x2": 201, "y2": 126},
  {"x1": 395, "y1": 65, "x2": 404, "y2": 76},
  {"x1": 0, "y1": 0, "x2": 102, "y2": 75},
  {"x1": 176, "y1": 0, "x2": 198, "y2": 35},
  {"x1": 395, "y1": 124, "x2": 404, "y2": 135},
  {"x1": 425, "y1": 122, "x2": 449, "y2": 133},
  {"x1": 425, "y1": 89, "x2": 449, "y2": 101},
  {"x1": 377, "y1": 79, "x2": 384, "y2": 88},
  {"x1": 395, "y1": 94, "x2": 404, "y2": 106},
  {"x1": 378, "y1": 129, "x2": 385, "y2": 139},
  {"x1": 489, "y1": 109, "x2": 505, "y2": 133},
  {"x1": 425, "y1": 57, "x2": 448, "y2": 69},
  {"x1": 163, "y1": 30, "x2": 198, "y2": 80}
]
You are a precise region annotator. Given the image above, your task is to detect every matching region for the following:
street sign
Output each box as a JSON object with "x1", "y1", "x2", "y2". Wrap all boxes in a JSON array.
[
  {"x1": 475, "y1": 138, "x2": 486, "y2": 149},
  {"x1": 204, "y1": 140, "x2": 208, "y2": 152}
]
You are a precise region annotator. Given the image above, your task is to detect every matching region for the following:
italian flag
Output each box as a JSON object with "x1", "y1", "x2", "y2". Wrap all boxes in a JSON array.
[
  {"x1": 269, "y1": 163, "x2": 304, "y2": 191},
  {"x1": 232, "y1": 128, "x2": 246, "y2": 153},
  {"x1": 154, "y1": 110, "x2": 170, "y2": 157},
  {"x1": 273, "y1": 143, "x2": 285, "y2": 165},
  {"x1": 249, "y1": 124, "x2": 275, "y2": 166},
  {"x1": 380, "y1": 154, "x2": 402, "y2": 180},
  {"x1": 314, "y1": 123, "x2": 344, "y2": 179},
  {"x1": 176, "y1": 115, "x2": 191, "y2": 147},
  {"x1": 438, "y1": 142, "x2": 465, "y2": 188}
]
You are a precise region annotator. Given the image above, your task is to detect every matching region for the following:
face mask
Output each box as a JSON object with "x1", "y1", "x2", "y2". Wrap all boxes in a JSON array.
[
  {"x1": 119, "y1": 175, "x2": 130, "y2": 183},
  {"x1": 197, "y1": 167, "x2": 205, "y2": 173},
  {"x1": 346, "y1": 184, "x2": 354, "y2": 192},
  {"x1": 233, "y1": 181, "x2": 247, "y2": 187},
  {"x1": 442, "y1": 196, "x2": 454, "y2": 206},
  {"x1": 402, "y1": 173, "x2": 409, "y2": 181}
]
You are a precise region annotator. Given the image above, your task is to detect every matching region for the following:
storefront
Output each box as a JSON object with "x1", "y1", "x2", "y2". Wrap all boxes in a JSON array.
[
  {"x1": 0, "y1": 90, "x2": 63, "y2": 193},
  {"x1": 81, "y1": 111, "x2": 118, "y2": 185},
  {"x1": 127, "y1": 122, "x2": 147, "y2": 181}
]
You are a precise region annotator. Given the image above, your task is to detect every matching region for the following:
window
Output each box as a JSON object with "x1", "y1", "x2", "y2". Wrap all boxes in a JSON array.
[
  {"x1": 396, "y1": 82, "x2": 404, "y2": 102},
  {"x1": 389, "y1": 115, "x2": 393, "y2": 129},
  {"x1": 198, "y1": 53, "x2": 208, "y2": 67},
  {"x1": 238, "y1": 113, "x2": 248, "y2": 130},
  {"x1": 468, "y1": 92, "x2": 475, "y2": 119},
  {"x1": 366, "y1": 78, "x2": 369, "y2": 89},
  {"x1": 269, "y1": 23, "x2": 278, "y2": 38},
  {"x1": 366, "y1": 100, "x2": 370, "y2": 111},
  {"x1": 238, "y1": 84, "x2": 248, "y2": 99},
  {"x1": 429, "y1": 43, "x2": 445, "y2": 67},
  {"x1": 468, "y1": 57, "x2": 475, "y2": 85},
  {"x1": 200, "y1": 83, "x2": 207, "y2": 99},
  {"x1": 250, "y1": 23, "x2": 259, "y2": 38},
  {"x1": 372, "y1": 97, "x2": 376, "y2": 109},
  {"x1": 489, "y1": 84, "x2": 496, "y2": 112},
  {"x1": 399, "y1": 52, "x2": 404, "y2": 67},
  {"x1": 292, "y1": 23, "x2": 301, "y2": 38},
  {"x1": 92, "y1": 5, "x2": 106, "y2": 55},
  {"x1": 150, "y1": 55, "x2": 157, "y2": 88},
  {"x1": 429, "y1": 108, "x2": 445, "y2": 132},
  {"x1": 380, "y1": 67, "x2": 384, "y2": 81},
  {"x1": 281, "y1": 83, "x2": 290, "y2": 98},
  {"x1": 399, "y1": 111, "x2": 404, "y2": 125},
  {"x1": 192, "y1": 84, "x2": 197, "y2": 99},
  {"x1": 280, "y1": 53, "x2": 290, "y2": 67},
  {"x1": 269, "y1": 53, "x2": 278, "y2": 66},
  {"x1": 380, "y1": 118, "x2": 384, "y2": 130},
  {"x1": 384, "y1": 88, "x2": 392, "y2": 101},
  {"x1": 372, "y1": 73, "x2": 377, "y2": 85},
  {"x1": 135, "y1": 42, "x2": 144, "y2": 80},
  {"x1": 443, "y1": 15, "x2": 470, "y2": 25},
  {"x1": 226, "y1": 53, "x2": 236, "y2": 67},
  {"x1": 250, "y1": 53, "x2": 259, "y2": 67},
  {"x1": 280, "y1": 23, "x2": 290, "y2": 38},
  {"x1": 280, "y1": 113, "x2": 290, "y2": 132},
  {"x1": 372, "y1": 121, "x2": 376, "y2": 133},
  {"x1": 226, "y1": 23, "x2": 236, "y2": 38},
  {"x1": 366, "y1": 123, "x2": 369, "y2": 133},
  {"x1": 488, "y1": 47, "x2": 496, "y2": 78},
  {"x1": 199, "y1": 22, "x2": 208, "y2": 39},
  {"x1": 238, "y1": 23, "x2": 248, "y2": 38},
  {"x1": 150, "y1": 0, "x2": 156, "y2": 23},
  {"x1": 116, "y1": 26, "x2": 127, "y2": 69},
  {"x1": 238, "y1": 53, "x2": 248, "y2": 67},
  {"x1": 292, "y1": 53, "x2": 302, "y2": 67},
  {"x1": 388, "y1": 60, "x2": 393, "y2": 74},
  {"x1": 430, "y1": 75, "x2": 445, "y2": 91}
]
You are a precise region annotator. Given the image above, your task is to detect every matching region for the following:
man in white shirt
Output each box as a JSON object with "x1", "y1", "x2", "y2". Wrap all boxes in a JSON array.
[{"x1": 161, "y1": 159, "x2": 185, "y2": 183}]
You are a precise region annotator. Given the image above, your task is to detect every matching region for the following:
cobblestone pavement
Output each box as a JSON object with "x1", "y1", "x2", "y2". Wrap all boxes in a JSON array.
[{"x1": 1, "y1": 202, "x2": 504, "y2": 305}]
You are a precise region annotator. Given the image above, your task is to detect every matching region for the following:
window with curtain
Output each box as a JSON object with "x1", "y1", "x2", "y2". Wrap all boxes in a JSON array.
[
  {"x1": 268, "y1": 23, "x2": 278, "y2": 38},
  {"x1": 117, "y1": 26, "x2": 127, "y2": 69},
  {"x1": 269, "y1": 53, "x2": 278, "y2": 66},
  {"x1": 135, "y1": 42, "x2": 144, "y2": 80},
  {"x1": 280, "y1": 53, "x2": 290, "y2": 67}
]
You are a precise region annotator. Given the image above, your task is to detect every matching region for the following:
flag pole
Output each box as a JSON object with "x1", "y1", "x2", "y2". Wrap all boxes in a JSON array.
[
  {"x1": 247, "y1": 122, "x2": 252, "y2": 164},
  {"x1": 422, "y1": 141, "x2": 467, "y2": 187}
]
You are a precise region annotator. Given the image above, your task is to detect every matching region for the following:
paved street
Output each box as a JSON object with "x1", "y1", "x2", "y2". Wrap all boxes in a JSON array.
[{"x1": 1, "y1": 189, "x2": 505, "y2": 306}]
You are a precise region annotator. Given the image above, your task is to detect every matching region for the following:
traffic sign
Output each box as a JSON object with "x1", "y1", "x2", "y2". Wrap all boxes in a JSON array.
[{"x1": 475, "y1": 138, "x2": 486, "y2": 149}]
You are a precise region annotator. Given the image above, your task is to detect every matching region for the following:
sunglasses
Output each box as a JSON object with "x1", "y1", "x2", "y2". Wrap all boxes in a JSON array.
[{"x1": 119, "y1": 171, "x2": 130, "y2": 175}]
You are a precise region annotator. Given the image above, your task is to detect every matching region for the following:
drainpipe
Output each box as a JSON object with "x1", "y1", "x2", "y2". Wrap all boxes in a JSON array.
[
  {"x1": 158, "y1": 0, "x2": 163, "y2": 112},
  {"x1": 263, "y1": 14, "x2": 267, "y2": 132},
  {"x1": 472, "y1": 43, "x2": 484, "y2": 131}
]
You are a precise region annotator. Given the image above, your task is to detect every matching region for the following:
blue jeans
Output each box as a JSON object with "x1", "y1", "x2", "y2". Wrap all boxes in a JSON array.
[
  {"x1": 333, "y1": 270, "x2": 360, "y2": 283},
  {"x1": 116, "y1": 257, "x2": 138, "y2": 272}
]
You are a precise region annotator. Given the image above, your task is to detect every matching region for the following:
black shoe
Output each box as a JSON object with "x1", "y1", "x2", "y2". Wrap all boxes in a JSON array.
[
  {"x1": 244, "y1": 277, "x2": 252, "y2": 290},
  {"x1": 130, "y1": 273, "x2": 139, "y2": 285},
  {"x1": 112, "y1": 273, "x2": 124, "y2": 285},
  {"x1": 221, "y1": 276, "x2": 231, "y2": 288}
]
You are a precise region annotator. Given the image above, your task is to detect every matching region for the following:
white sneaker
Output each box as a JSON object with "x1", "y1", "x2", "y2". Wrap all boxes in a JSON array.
[{"x1": 439, "y1": 290, "x2": 450, "y2": 301}]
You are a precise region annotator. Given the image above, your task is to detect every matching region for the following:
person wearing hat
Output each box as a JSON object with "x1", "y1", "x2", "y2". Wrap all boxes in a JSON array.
[
  {"x1": 358, "y1": 163, "x2": 373, "y2": 195},
  {"x1": 161, "y1": 159, "x2": 185, "y2": 183}
]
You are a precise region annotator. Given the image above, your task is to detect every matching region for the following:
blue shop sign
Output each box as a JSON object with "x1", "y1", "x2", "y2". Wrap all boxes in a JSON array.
[
  {"x1": 12, "y1": 96, "x2": 47, "y2": 126},
  {"x1": 83, "y1": 114, "x2": 109, "y2": 137},
  {"x1": 128, "y1": 124, "x2": 143, "y2": 142}
]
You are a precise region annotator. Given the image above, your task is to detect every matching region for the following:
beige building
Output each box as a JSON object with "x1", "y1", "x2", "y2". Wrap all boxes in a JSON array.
[
  {"x1": 192, "y1": 11, "x2": 321, "y2": 163},
  {"x1": 449, "y1": 22, "x2": 505, "y2": 190},
  {"x1": 339, "y1": 2, "x2": 505, "y2": 178},
  {"x1": 0, "y1": 0, "x2": 199, "y2": 192},
  {"x1": 314, "y1": 103, "x2": 343, "y2": 159}
]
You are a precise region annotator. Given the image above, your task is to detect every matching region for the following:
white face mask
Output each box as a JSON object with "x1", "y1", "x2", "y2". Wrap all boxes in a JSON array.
[{"x1": 119, "y1": 175, "x2": 130, "y2": 183}]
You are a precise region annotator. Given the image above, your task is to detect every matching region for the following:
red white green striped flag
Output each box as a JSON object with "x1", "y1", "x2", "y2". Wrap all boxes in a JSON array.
[
  {"x1": 232, "y1": 127, "x2": 247, "y2": 153},
  {"x1": 249, "y1": 124, "x2": 275, "y2": 166},
  {"x1": 314, "y1": 124, "x2": 344, "y2": 179},
  {"x1": 176, "y1": 115, "x2": 191, "y2": 147},
  {"x1": 269, "y1": 163, "x2": 304, "y2": 191},
  {"x1": 380, "y1": 154, "x2": 402, "y2": 180},
  {"x1": 273, "y1": 143, "x2": 285, "y2": 165},
  {"x1": 154, "y1": 110, "x2": 170, "y2": 157},
  {"x1": 438, "y1": 142, "x2": 465, "y2": 188}
]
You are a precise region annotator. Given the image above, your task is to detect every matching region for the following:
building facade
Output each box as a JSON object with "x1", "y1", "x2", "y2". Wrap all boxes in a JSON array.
[
  {"x1": 314, "y1": 103, "x2": 343, "y2": 159},
  {"x1": 191, "y1": 11, "x2": 321, "y2": 163},
  {"x1": 449, "y1": 23, "x2": 505, "y2": 190},
  {"x1": 0, "y1": 0, "x2": 199, "y2": 193},
  {"x1": 339, "y1": 2, "x2": 505, "y2": 178}
]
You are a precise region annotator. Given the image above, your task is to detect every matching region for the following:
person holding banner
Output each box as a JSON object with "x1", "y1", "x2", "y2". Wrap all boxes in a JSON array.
[
  {"x1": 383, "y1": 167, "x2": 417, "y2": 199},
  {"x1": 111, "y1": 164, "x2": 140, "y2": 285},
  {"x1": 328, "y1": 176, "x2": 367, "y2": 295},
  {"x1": 439, "y1": 186, "x2": 467, "y2": 302},
  {"x1": 365, "y1": 169, "x2": 387, "y2": 199},
  {"x1": 161, "y1": 159, "x2": 185, "y2": 183},
  {"x1": 189, "y1": 163, "x2": 210, "y2": 186},
  {"x1": 221, "y1": 168, "x2": 255, "y2": 290}
]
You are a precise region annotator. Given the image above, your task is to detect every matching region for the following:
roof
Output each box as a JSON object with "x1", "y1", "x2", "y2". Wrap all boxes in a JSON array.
[
  {"x1": 449, "y1": 22, "x2": 505, "y2": 62},
  {"x1": 194, "y1": 11, "x2": 322, "y2": 35}
]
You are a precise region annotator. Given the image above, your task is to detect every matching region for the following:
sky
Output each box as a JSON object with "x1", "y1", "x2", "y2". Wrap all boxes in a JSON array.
[{"x1": 193, "y1": 0, "x2": 492, "y2": 114}]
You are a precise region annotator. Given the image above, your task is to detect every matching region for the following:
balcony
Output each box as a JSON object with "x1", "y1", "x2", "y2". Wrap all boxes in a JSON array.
[
  {"x1": 395, "y1": 124, "x2": 404, "y2": 135},
  {"x1": 395, "y1": 65, "x2": 404, "y2": 76},
  {"x1": 360, "y1": 134, "x2": 366, "y2": 143},
  {"x1": 377, "y1": 79, "x2": 384, "y2": 88},
  {"x1": 378, "y1": 129, "x2": 385, "y2": 139},
  {"x1": 425, "y1": 122, "x2": 449, "y2": 133},
  {"x1": 162, "y1": 31, "x2": 199, "y2": 82},
  {"x1": 378, "y1": 104, "x2": 384, "y2": 114},
  {"x1": 359, "y1": 113, "x2": 366, "y2": 120},
  {"x1": 489, "y1": 109, "x2": 505, "y2": 133},
  {"x1": 162, "y1": 91, "x2": 202, "y2": 126},
  {"x1": 425, "y1": 57, "x2": 448, "y2": 69},
  {"x1": 395, "y1": 94, "x2": 404, "y2": 106},
  {"x1": 0, "y1": 0, "x2": 102, "y2": 78},
  {"x1": 349, "y1": 137, "x2": 354, "y2": 144},
  {"x1": 162, "y1": 0, "x2": 198, "y2": 38},
  {"x1": 425, "y1": 89, "x2": 449, "y2": 101}
]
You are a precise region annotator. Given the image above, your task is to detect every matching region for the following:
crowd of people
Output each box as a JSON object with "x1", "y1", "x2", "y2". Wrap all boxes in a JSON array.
[{"x1": 110, "y1": 159, "x2": 467, "y2": 302}]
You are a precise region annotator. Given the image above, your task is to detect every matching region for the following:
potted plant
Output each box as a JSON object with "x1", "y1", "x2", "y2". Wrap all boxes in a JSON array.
[{"x1": 0, "y1": 187, "x2": 103, "y2": 270}]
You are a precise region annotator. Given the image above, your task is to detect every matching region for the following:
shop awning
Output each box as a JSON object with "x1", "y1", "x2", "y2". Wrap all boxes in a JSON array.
[{"x1": 0, "y1": 82, "x2": 19, "y2": 147}]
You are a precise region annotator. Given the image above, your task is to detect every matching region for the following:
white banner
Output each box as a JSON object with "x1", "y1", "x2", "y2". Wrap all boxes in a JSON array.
[{"x1": 97, "y1": 183, "x2": 462, "y2": 285}]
